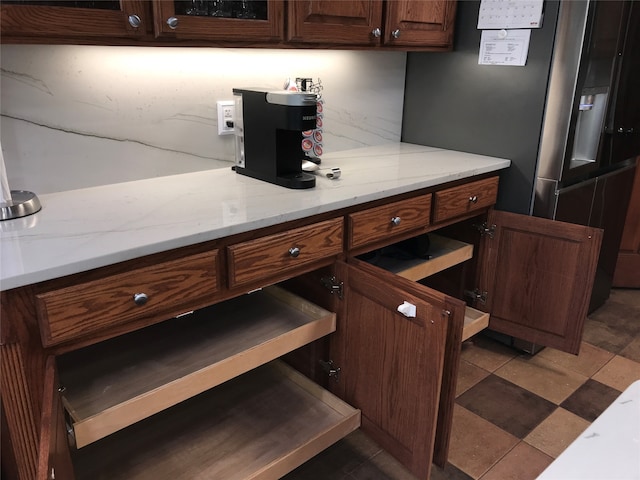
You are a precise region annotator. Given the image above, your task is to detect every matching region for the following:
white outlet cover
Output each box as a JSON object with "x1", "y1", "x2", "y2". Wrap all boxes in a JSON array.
[{"x1": 216, "y1": 100, "x2": 235, "y2": 135}]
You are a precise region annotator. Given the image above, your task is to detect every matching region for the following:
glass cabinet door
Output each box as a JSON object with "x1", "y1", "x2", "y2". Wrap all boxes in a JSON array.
[
  {"x1": 0, "y1": 0, "x2": 147, "y2": 38},
  {"x1": 153, "y1": 0, "x2": 283, "y2": 42}
]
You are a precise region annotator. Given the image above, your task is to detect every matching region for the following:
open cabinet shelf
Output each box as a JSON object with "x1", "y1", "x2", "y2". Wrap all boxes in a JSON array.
[
  {"x1": 366, "y1": 233, "x2": 489, "y2": 342},
  {"x1": 461, "y1": 306, "x2": 490, "y2": 342},
  {"x1": 57, "y1": 286, "x2": 336, "y2": 448},
  {"x1": 368, "y1": 234, "x2": 473, "y2": 280},
  {"x1": 72, "y1": 361, "x2": 361, "y2": 480}
]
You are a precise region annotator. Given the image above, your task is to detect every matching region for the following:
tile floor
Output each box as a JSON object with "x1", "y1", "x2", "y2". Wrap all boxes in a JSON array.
[{"x1": 284, "y1": 288, "x2": 640, "y2": 480}]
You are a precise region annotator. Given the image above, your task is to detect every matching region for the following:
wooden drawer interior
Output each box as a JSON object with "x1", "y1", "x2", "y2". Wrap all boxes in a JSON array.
[
  {"x1": 348, "y1": 193, "x2": 432, "y2": 250},
  {"x1": 227, "y1": 218, "x2": 343, "y2": 288},
  {"x1": 366, "y1": 234, "x2": 473, "y2": 281},
  {"x1": 364, "y1": 233, "x2": 490, "y2": 342},
  {"x1": 432, "y1": 176, "x2": 499, "y2": 224},
  {"x1": 71, "y1": 361, "x2": 360, "y2": 480},
  {"x1": 36, "y1": 250, "x2": 219, "y2": 347},
  {"x1": 463, "y1": 307, "x2": 490, "y2": 342},
  {"x1": 58, "y1": 286, "x2": 336, "y2": 448}
]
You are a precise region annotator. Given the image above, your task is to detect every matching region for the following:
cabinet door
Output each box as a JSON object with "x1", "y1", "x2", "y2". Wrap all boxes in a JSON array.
[
  {"x1": 287, "y1": 0, "x2": 383, "y2": 46},
  {"x1": 153, "y1": 0, "x2": 284, "y2": 42},
  {"x1": 0, "y1": 1, "x2": 147, "y2": 38},
  {"x1": 36, "y1": 357, "x2": 74, "y2": 480},
  {"x1": 330, "y1": 258, "x2": 464, "y2": 480},
  {"x1": 383, "y1": 0, "x2": 456, "y2": 48},
  {"x1": 614, "y1": 158, "x2": 640, "y2": 287},
  {"x1": 479, "y1": 210, "x2": 603, "y2": 354}
]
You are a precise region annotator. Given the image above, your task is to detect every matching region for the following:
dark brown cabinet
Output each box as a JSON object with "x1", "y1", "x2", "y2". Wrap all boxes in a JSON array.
[
  {"x1": 1, "y1": 0, "x2": 456, "y2": 49},
  {"x1": 0, "y1": 0, "x2": 148, "y2": 39},
  {"x1": 287, "y1": 0, "x2": 456, "y2": 49},
  {"x1": 330, "y1": 259, "x2": 462, "y2": 479},
  {"x1": 152, "y1": 0, "x2": 284, "y2": 42},
  {"x1": 477, "y1": 210, "x2": 602, "y2": 355},
  {"x1": 614, "y1": 157, "x2": 640, "y2": 287},
  {"x1": 2, "y1": 173, "x2": 603, "y2": 480}
]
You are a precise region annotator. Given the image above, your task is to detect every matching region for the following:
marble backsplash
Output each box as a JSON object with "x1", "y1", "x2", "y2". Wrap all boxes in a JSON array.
[{"x1": 0, "y1": 45, "x2": 406, "y2": 194}]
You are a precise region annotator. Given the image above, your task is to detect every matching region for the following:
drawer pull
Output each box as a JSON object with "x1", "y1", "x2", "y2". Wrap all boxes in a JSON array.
[
  {"x1": 133, "y1": 292, "x2": 149, "y2": 306},
  {"x1": 390, "y1": 216, "x2": 401, "y2": 226},
  {"x1": 289, "y1": 247, "x2": 301, "y2": 258},
  {"x1": 469, "y1": 195, "x2": 478, "y2": 204}
]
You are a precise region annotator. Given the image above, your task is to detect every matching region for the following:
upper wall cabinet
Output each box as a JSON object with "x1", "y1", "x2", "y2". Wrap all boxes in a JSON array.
[
  {"x1": 0, "y1": 0, "x2": 456, "y2": 50},
  {"x1": 152, "y1": 0, "x2": 284, "y2": 42},
  {"x1": 287, "y1": 0, "x2": 457, "y2": 49},
  {"x1": 0, "y1": 0, "x2": 148, "y2": 39}
]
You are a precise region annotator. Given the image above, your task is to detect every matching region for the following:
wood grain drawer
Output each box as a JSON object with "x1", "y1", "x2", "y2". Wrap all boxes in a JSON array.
[
  {"x1": 432, "y1": 176, "x2": 499, "y2": 223},
  {"x1": 227, "y1": 218, "x2": 343, "y2": 289},
  {"x1": 36, "y1": 250, "x2": 219, "y2": 347},
  {"x1": 348, "y1": 194, "x2": 432, "y2": 250},
  {"x1": 72, "y1": 361, "x2": 360, "y2": 480},
  {"x1": 58, "y1": 287, "x2": 336, "y2": 448}
]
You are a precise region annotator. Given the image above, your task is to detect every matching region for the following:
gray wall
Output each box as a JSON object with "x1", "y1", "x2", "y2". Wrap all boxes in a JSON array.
[{"x1": 402, "y1": 1, "x2": 560, "y2": 214}]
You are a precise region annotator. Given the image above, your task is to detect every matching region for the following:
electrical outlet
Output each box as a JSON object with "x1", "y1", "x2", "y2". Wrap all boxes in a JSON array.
[{"x1": 217, "y1": 100, "x2": 235, "y2": 135}]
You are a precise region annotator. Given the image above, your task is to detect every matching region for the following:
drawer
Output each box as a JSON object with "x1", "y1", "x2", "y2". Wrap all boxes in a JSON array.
[
  {"x1": 72, "y1": 361, "x2": 360, "y2": 480},
  {"x1": 348, "y1": 194, "x2": 432, "y2": 250},
  {"x1": 36, "y1": 250, "x2": 219, "y2": 347},
  {"x1": 432, "y1": 176, "x2": 499, "y2": 223},
  {"x1": 57, "y1": 287, "x2": 336, "y2": 448},
  {"x1": 227, "y1": 218, "x2": 343, "y2": 288}
]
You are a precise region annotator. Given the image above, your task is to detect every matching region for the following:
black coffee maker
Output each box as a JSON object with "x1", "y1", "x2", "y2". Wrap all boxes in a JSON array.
[{"x1": 233, "y1": 88, "x2": 317, "y2": 189}]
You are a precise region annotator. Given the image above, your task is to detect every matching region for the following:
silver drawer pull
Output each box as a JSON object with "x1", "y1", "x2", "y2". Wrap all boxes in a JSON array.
[
  {"x1": 391, "y1": 216, "x2": 401, "y2": 226},
  {"x1": 469, "y1": 195, "x2": 478, "y2": 203},
  {"x1": 133, "y1": 292, "x2": 149, "y2": 306},
  {"x1": 289, "y1": 247, "x2": 301, "y2": 258}
]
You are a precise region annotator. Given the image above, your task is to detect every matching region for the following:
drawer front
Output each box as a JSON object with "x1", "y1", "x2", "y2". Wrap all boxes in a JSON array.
[
  {"x1": 432, "y1": 176, "x2": 499, "y2": 223},
  {"x1": 228, "y1": 218, "x2": 344, "y2": 288},
  {"x1": 36, "y1": 250, "x2": 219, "y2": 347},
  {"x1": 348, "y1": 194, "x2": 432, "y2": 250}
]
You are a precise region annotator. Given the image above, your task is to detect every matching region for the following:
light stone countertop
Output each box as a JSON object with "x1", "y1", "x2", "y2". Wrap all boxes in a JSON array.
[
  {"x1": 537, "y1": 380, "x2": 640, "y2": 480},
  {"x1": 0, "y1": 143, "x2": 510, "y2": 291}
]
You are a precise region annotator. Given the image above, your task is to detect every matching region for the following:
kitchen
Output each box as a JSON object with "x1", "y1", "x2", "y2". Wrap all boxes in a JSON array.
[{"x1": 1, "y1": 1, "x2": 639, "y2": 480}]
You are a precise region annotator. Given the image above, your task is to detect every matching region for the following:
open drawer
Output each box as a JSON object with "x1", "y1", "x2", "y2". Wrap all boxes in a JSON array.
[
  {"x1": 363, "y1": 233, "x2": 490, "y2": 342},
  {"x1": 71, "y1": 361, "x2": 361, "y2": 480},
  {"x1": 57, "y1": 286, "x2": 336, "y2": 448}
]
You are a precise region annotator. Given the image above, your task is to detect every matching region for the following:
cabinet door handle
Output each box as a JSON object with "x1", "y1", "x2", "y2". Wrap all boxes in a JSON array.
[
  {"x1": 392, "y1": 29, "x2": 401, "y2": 39},
  {"x1": 469, "y1": 195, "x2": 478, "y2": 203},
  {"x1": 390, "y1": 216, "x2": 401, "y2": 226},
  {"x1": 371, "y1": 27, "x2": 382, "y2": 38},
  {"x1": 128, "y1": 14, "x2": 142, "y2": 28},
  {"x1": 133, "y1": 292, "x2": 149, "y2": 306},
  {"x1": 166, "y1": 16, "x2": 179, "y2": 29},
  {"x1": 289, "y1": 247, "x2": 301, "y2": 258}
]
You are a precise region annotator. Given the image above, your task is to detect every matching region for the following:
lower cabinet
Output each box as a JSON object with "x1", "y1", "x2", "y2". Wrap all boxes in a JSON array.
[
  {"x1": 44, "y1": 271, "x2": 457, "y2": 480},
  {"x1": 26, "y1": 175, "x2": 604, "y2": 480},
  {"x1": 45, "y1": 287, "x2": 356, "y2": 479}
]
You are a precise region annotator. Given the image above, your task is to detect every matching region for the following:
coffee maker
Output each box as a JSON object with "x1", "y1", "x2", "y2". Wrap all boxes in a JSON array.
[{"x1": 233, "y1": 88, "x2": 317, "y2": 189}]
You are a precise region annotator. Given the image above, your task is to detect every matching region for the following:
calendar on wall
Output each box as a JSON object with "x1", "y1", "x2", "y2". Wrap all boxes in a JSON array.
[{"x1": 477, "y1": 0, "x2": 544, "y2": 30}]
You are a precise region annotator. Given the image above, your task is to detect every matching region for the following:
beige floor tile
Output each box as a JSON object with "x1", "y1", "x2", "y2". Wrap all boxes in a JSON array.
[
  {"x1": 620, "y1": 335, "x2": 640, "y2": 363},
  {"x1": 536, "y1": 342, "x2": 614, "y2": 377},
  {"x1": 494, "y1": 354, "x2": 587, "y2": 404},
  {"x1": 448, "y1": 405, "x2": 519, "y2": 479},
  {"x1": 479, "y1": 441, "x2": 553, "y2": 480},
  {"x1": 456, "y1": 360, "x2": 490, "y2": 397},
  {"x1": 461, "y1": 336, "x2": 518, "y2": 373},
  {"x1": 524, "y1": 408, "x2": 589, "y2": 458},
  {"x1": 592, "y1": 355, "x2": 640, "y2": 391}
]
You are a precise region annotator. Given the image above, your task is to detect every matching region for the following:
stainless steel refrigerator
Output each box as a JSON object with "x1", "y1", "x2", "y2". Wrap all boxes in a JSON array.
[{"x1": 403, "y1": 0, "x2": 639, "y2": 313}]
